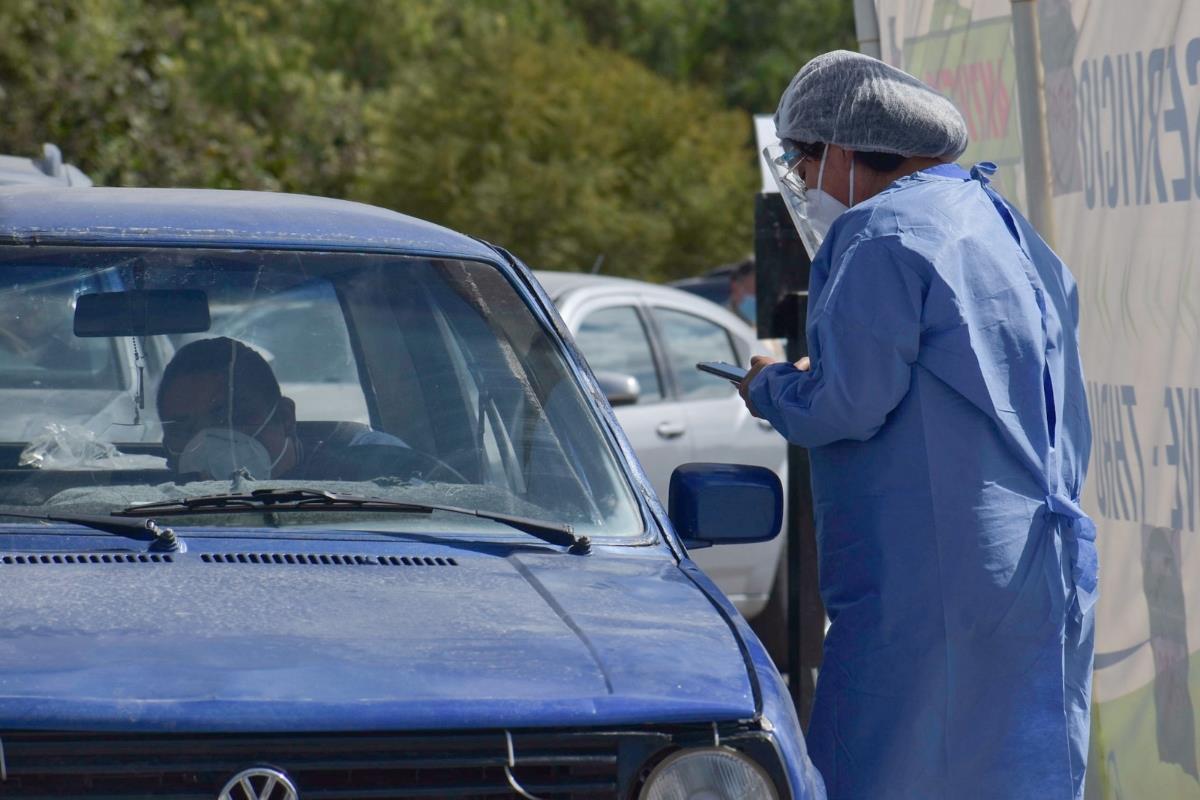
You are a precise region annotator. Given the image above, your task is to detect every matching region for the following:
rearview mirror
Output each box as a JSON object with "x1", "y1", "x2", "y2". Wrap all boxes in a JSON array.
[
  {"x1": 669, "y1": 463, "x2": 782, "y2": 548},
  {"x1": 74, "y1": 290, "x2": 211, "y2": 337},
  {"x1": 594, "y1": 371, "x2": 641, "y2": 407}
]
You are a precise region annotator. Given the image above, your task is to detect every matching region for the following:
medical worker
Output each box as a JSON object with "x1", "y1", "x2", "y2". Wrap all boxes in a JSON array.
[{"x1": 740, "y1": 51, "x2": 1095, "y2": 799}]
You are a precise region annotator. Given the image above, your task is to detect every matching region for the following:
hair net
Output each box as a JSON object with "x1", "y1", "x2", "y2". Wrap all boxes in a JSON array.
[{"x1": 774, "y1": 50, "x2": 968, "y2": 159}]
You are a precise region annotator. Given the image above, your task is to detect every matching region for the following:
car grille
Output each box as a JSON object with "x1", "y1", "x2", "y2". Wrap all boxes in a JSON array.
[{"x1": 0, "y1": 730, "x2": 637, "y2": 799}]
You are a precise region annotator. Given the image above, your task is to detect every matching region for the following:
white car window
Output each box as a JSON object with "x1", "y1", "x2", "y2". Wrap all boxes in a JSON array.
[
  {"x1": 212, "y1": 282, "x2": 369, "y2": 423},
  {"x1": 575, "y1": 306, "x2": 663, "y2": 403},
  {"x1": 653, "y1": 308, "x2": 738, "y2": 401}
]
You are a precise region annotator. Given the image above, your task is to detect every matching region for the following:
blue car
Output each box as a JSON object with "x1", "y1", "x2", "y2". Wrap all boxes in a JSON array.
[{"x1": 0, "y1": 186, "x2": 825, "y2": 800}]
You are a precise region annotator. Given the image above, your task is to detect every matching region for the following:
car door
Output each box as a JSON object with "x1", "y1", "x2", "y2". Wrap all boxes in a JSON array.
[
  {"x1": 570, "y1": 299, "x2": 695, "y2": 502},
  {"x1": 648, "y1": 303, "x2": 787, "y2": 617}
]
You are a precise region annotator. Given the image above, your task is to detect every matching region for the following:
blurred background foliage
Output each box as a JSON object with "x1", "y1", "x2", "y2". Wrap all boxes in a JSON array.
[{"x1": 0, "y1": 0, "x2": 854, "y2": 280}]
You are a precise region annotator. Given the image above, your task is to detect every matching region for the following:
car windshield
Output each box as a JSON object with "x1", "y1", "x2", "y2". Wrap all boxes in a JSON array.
[{"x1": 0, "y1": 247, "x2": 644, "y2": 540}]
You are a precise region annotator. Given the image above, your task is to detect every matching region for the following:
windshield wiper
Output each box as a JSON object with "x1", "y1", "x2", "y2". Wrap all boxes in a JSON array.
[
  {"x1": 0, "y1": 510, "x2": 185, "y2": 552},
  {"x1": 115, "y1": 488, "x2": 592, "y2": 554}
]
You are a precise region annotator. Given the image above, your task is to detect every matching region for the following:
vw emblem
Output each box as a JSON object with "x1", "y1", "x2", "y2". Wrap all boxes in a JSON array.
[{"x1": 218, "y1": 767, "x2": 299, "y2": 800}]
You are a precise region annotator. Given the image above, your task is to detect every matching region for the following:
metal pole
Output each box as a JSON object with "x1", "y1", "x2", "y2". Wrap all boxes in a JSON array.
[
  {"x1": 783, "y1": 341, "x2": 824, "y2": 728},
  {"x1": 1011, "y1": 0, "x2": 1057, "y2": 247},
  {"x1": 753, "y1": 192, "x2": 824, "y2": 728},
  {"x1": 853, "y1": 0, "x2": 883, "y2": 59}
]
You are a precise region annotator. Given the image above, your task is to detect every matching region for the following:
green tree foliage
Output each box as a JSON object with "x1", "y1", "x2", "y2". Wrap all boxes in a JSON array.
[
  {"x1": 0, "y1": 0, "x2": 371, "y2": 192},
  {"x1": 355, "y1": 13, "x2": 752, "y2": 279},
  {"x1": 562, "y1": 0, "x2": 858, "y2": 112},
  {"x1": 0, "y1": 0, "x2": 853, "y2": 279}
]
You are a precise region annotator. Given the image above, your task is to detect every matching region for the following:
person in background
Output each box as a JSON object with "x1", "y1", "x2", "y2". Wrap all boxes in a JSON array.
[
  {"x1": 727, "y1": 257, "x2": 756, "y2": 325},
  {"x1": 739, "y1": 50, "x2": 1094, "y2": 800}
]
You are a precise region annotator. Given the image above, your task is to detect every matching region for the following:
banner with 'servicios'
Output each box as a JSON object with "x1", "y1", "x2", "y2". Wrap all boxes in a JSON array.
[{"x1": 869, "y1": 1, "x2": 1200, "y2": 796}]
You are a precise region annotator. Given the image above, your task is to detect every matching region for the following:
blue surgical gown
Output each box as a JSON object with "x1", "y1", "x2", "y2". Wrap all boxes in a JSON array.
[{"x1": 750, "y1": 163, "x2": 1095, "y2": 800}]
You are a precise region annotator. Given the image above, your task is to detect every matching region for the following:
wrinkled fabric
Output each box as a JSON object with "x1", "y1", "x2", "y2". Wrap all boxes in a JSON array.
[
  {"x1": 749, "y1": 163, "x2": 1094, "y2": 800},
  {"x1": 774, "y1": 50, "x2": 968, "y2": 159}
]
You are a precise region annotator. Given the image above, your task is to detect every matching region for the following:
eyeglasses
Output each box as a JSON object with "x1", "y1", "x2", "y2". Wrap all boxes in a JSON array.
[
  {"x1": 766, "y1": 142, "x2": 810, "y2": 198},
  {"x1": 774, "y1": 140, "x2": 825, "y2": 170},
  {"x1": 795, "y1": 141, "x2": 825, "y2": 161}
]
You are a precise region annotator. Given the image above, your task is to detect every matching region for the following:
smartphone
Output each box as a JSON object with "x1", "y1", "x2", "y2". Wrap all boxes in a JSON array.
[{"x1": 696, "y1": 361, "x2": 748, "y2": 383}]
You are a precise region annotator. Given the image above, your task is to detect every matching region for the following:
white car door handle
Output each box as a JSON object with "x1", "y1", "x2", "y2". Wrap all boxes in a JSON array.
[
  {"x1": 757, "y1": 418, "x2": 774, "y2": 430},
  {"x1": 656, "y1": 421, "x2": 687, "y2": 439}
]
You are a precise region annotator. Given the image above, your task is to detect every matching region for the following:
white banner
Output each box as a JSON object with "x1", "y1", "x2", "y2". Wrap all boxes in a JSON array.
[{"x1": 870, "y1": 1, "x2": 1200, "y2": 796}]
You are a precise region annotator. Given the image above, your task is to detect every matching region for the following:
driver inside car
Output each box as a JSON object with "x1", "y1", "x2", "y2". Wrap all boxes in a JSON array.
[{"x1": 158, "y1": 336, "x2": 410, "y2": 482}]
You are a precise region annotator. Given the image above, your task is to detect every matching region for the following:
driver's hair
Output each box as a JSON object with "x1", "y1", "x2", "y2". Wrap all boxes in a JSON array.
[{"x1": 157, "y1": 337, "x2": 281, "y2": 410}]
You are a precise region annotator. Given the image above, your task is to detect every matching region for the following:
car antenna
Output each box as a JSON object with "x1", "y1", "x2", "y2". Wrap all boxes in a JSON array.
[
  {"x1": 130, "y1": 335, "x2": 145, "y2": 421},
  {"x1": 130, "y1": 260, "x2": 146, "y2": 422}
]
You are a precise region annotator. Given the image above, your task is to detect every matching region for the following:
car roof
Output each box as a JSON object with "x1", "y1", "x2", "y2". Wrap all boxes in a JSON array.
[
  {"x1": 0, "y1": 186, "x2": 498, "y2": 261},
  {"x1": 533, "y1": 270, "x2": 662, "y2": 300},
  {"x1": 534, "y1": 269, "x2": 752, "y2": 333},
  {"x1": 534, "y1": 269, "x2": 725, "y2": 308},
  {"x1": 668, "y1": 274, "x2": 727, "y2": 289}
]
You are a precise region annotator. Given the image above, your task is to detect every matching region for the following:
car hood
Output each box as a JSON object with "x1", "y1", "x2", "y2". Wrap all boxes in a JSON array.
[{"x1": 0, "y1": 537, "x2": 755, "y2": 732}]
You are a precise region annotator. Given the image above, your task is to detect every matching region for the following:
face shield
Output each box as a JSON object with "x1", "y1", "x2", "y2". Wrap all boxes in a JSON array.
[{"x1": 763, "y1": 141, "x2": 853, "y2": 261}]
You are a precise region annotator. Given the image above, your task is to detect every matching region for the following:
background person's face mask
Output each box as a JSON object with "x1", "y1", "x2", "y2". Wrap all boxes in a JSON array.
[
  {"x1": 176, "y1": 401, "x2": 288, "y2": 480},
  {"x1": 737, "y1": 295, "x2": 757, "y2": 323},
  {"x1": 764, "y1": 142, "x2": 854, "y2": 260}
]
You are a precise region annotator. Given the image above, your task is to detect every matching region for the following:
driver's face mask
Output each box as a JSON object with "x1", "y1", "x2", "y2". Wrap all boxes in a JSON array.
[
  {"x1": 764, "y1": 142, "x2": 853, "y2": 260},
  {"x1": 176, "y1": 400, "x2": 289, "y2": 481}
]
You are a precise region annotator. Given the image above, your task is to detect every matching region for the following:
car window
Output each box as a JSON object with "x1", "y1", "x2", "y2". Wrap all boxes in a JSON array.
[
  {"x1": 574, "y1": 306, "x2": 663, "y2": 403},
  {"x1": 653, "y1": 307, "x2": 739, "y2": 400},
  {"x1": 0, "y1": 248, "x2": 644, "y2": 540},
  {"x1": 206, "y1": 281, "x2": 370, "y2": 424},
  {"x1": 0, "y1": 266, "x2": 124, "y2": 390}
]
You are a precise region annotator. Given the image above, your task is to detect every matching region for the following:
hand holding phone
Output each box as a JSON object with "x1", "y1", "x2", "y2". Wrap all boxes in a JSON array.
[{"x1": 696, "y1": 361, "x2": 748, "y2": 384}]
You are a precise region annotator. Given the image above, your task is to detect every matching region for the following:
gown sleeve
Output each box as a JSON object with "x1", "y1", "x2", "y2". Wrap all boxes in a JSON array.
[{"x1": 748, "y1": 234, "x2": 927, "y2": 448}]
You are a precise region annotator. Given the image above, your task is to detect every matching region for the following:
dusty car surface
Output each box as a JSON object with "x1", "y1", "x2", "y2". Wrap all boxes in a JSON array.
[{"x1": 0, "y1": 186, "x2": 824, "y2": 799}]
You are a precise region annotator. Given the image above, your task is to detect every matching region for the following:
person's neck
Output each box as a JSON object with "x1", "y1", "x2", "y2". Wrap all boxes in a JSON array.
[{"x1": 858, "y1": 156, "x2": 953, "y2": 201}]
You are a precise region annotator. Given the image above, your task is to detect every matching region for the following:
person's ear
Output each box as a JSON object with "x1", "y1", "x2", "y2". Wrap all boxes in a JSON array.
[
  {"x1": 279, "y1": 396, "x2": 297, "y2": 432},
  {"x1": 830, "y1": 144, "x2": 855, "y2": 171}
]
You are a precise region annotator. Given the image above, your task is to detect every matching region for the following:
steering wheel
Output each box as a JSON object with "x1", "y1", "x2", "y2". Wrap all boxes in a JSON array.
[
  {"x1": 318, "y1": 444, "x2": 469, "y2": 484},
  {"x1": 390, "y1": 446, "x2": 470, "y2": 484}
]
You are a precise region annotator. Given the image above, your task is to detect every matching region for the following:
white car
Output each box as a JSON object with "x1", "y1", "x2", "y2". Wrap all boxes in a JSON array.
[{"x1": 538, "y1": 271, "x2": 787, "y2": 620}]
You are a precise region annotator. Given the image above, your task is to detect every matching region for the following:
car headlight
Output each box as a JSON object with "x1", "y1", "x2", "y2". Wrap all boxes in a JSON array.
[{"x1": 639, "y1": 746, "x2": 780, "y2": 800}]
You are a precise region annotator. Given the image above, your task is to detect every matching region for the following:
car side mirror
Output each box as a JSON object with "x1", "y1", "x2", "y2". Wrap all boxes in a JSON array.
[
  {"x1": 594, "y1": 371, "x2": 641, "y2": 407},
  {"x1": 669, "y1": 463, "x2": 782, "y2": 549}
]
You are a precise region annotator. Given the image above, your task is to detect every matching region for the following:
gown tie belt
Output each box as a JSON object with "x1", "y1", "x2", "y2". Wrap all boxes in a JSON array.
[{"x1": 1045, "y1": 492, "x2": 1099, "y2": 619}]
